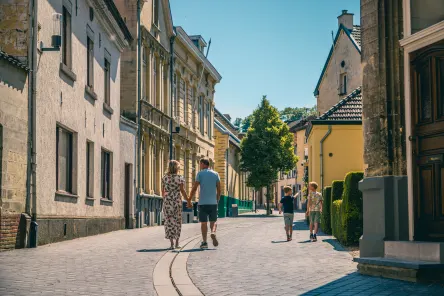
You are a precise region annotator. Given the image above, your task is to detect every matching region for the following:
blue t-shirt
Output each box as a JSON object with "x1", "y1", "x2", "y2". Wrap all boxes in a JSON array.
[
  {"x1": 280, "y1": 195, "x2": 294, "y2": 214},
  {"x1": 196, "y1": 169, "x2": 220, "y2": 205}
]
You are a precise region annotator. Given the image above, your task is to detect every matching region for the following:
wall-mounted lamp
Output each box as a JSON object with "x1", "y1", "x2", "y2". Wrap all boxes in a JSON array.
[{"x1": 40, "y1": 13, "x2": 62, "y2": 52}]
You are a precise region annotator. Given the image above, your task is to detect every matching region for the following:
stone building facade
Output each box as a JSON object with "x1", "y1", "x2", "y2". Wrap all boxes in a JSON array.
[
  {"x1": 357, "y1": 0, "x2": 444, "y2": 282},
  {"x1": 172, "y1": 27, "x2": 221, "y2": 196},
  {"x1": 115, "y1": 1, "x2": 221, "y2": 208},
  {"x1": 0, "y1": 51, "x2": 30, "y2": 250},
  {"x1": 214, "y1": 109, "x2": 251, "y2": 201},
  {"x1": 314, "y1": 10, "x2": 361, "y2": 115},
  {"x1": 34, "y1": 0, "x2": 132, "y2": 245}
]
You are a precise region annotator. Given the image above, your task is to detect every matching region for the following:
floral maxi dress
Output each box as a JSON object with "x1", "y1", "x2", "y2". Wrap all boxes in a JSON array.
[{"x1": 162, "y1": 174, "x2": 184, "y2": 240}]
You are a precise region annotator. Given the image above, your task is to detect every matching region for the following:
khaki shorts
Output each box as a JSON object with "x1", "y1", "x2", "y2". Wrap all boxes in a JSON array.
[
  {"x1": 283, "y1": 213, "x2": 294, "y2": 226},
  {"x1": 309, "y1": 211, "x2": 321, "y2": 224}
]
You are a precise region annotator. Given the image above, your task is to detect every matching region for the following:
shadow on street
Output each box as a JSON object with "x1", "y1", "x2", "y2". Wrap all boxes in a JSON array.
[
  {"x1": 300, "y1": 272, "x2": 444, "y2": 295},
  {"x1": 137, "y1": 248, "x2": 171, "y2": 253}
]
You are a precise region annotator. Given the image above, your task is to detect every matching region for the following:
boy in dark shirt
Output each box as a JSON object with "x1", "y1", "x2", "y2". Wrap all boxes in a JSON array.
[{"x1": 278, "y1": 186, "x2": 295, "y2": 241}]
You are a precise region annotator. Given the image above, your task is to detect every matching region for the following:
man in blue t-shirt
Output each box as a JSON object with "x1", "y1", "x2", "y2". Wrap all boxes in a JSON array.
[
  {"x1": 278, "y1": 186, "x2": 295, "y2": 241},
  {"x1": 189, "y1": 158, "x2": 221, "y2": 249}
]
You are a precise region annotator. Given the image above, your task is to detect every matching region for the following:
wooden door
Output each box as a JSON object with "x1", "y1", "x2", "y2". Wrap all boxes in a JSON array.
[{"x1": 411, "y1": 42, "x2": 444, "y2": 241}]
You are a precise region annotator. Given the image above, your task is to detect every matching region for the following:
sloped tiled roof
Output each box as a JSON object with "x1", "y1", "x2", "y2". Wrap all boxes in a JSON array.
[
  {"x1": 351, "y1": 25, "x2": 361, "y2": 46},
  {"x1": 318, "y1": 87, "x2": 362, "y2": 121},
  {"x1": 0, "y1": 50, "x2": 30, "y2": 71}
]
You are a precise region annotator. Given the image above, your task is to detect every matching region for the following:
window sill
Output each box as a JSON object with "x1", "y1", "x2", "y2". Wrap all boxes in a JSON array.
[
  {"x1": 100, "y1": 198, "x2": 113, "y2": 204},
  {"x1": 86, "y1": 197, "x2": 95, "y2": 201},
  {"x1": 85, "y1": 85, "x2": 98, "y2": 101},
  {"x1": 103, "y1": 102, "x2": 114, "y2": 115},
  {"x1": 55, "y1": 191, "x2": 79, "y2": 200},
  {"x1": 60, "y1": 63, "x2": 77, "y2": 82}
]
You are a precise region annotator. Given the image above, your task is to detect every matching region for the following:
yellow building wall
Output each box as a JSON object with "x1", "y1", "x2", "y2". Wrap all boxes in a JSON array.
[
  {"x1": 308, "y1": 124, "x2": 363, "y2": 190},
  {"x1": 296, "y1": 129, "x2": 307, "y2": 187}
]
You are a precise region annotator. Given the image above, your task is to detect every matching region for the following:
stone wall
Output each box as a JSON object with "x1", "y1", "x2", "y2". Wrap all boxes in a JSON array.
[
  {"x1": 0, "y1": 0, "x2": 30, "y2": 61},
  {"x1": 361, "y1": 0, "x2": 406, "y2": 177}
]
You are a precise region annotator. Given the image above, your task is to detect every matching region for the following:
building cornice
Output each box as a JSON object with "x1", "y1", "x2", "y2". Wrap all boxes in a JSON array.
[
  {"x1": 175, "y1": 26, "x2": 222, "y2": 83},
  {"x1": 88, "y1": 0, "x2": 131, "y2": 52}
]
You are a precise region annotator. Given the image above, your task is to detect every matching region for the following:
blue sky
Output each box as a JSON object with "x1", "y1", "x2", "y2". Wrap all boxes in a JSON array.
[{"x1": 170, "y1": 0, "x2": 361, "y2": 120}]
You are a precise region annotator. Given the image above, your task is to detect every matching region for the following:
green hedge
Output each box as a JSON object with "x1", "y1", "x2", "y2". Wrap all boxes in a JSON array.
[
  {"x1": 330, "y1": 172, "x2": 364, "y2": 246},
  {"x1": 321, "y1": 186, "x2": 332, "y2": 234},
  {"x1": 330, "y1": 180, "x2": 344, "y2": 231},
  {"x1": 332, "y1": 200, "x2": 344, "y2": 242},
  {"x1": 341, "y1": 172, "x2": 364, "y2": 245}
]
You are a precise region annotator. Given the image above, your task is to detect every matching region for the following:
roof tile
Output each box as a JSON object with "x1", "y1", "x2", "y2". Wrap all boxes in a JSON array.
[{"x1": 318, "y1": 87, "x2": 362, "y2": 121}]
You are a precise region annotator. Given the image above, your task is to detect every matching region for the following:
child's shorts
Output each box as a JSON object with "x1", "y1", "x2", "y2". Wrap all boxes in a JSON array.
[
  {"x1": 309, "y1": 211, "x2": 321, "y2": 224},
  {"x1": 283, "y1": 213, "x2": 294, "y2": 226}
]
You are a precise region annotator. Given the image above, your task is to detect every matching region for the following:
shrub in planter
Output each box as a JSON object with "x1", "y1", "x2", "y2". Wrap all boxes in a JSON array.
[
  {"x1": 321, "y1": 186, "x2": 332, "y2": 234},
  {"x1": 341, "y1": 171, "x2": 364, "y2": 245},
  {"x1": 332, "y1": 199, "x2": 344, "y2": 242}
]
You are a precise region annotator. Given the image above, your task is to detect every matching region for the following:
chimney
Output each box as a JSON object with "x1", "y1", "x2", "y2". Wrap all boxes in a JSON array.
[
  {"x1": 223, "y1": 114, "x2": 232, "y2": 121},
  {"x1": 338, "y1": 10, "x2": 354, "y2": 31}
]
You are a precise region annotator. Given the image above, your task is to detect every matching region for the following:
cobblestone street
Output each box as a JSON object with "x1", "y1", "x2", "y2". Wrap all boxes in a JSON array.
[{"x1": 1, "y1": 212, "x2": 444, "y2": 295}]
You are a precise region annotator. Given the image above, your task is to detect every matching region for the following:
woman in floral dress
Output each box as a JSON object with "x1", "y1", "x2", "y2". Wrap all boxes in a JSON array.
[{"x1": 162, "y1": 160, "x2": 191, "y2": 249}]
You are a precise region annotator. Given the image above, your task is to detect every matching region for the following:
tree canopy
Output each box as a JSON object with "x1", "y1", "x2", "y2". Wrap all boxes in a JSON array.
[{"x1": 240, "y1": 96, "x2": 298, "y2": 198}]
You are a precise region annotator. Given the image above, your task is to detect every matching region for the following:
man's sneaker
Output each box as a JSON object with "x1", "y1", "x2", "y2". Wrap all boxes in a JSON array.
[
  {"x1": 210, "y1": 233, "x2": 219, "y2": 247},
  {"x1": 200, "y1": 242, "x2": 208, "y2": 249},
  {"x1": 313, "y1": 234, "x2": 317, "y2": 242},
  {"x1": 310, "y1": 233, "x2": 314, "y2": 242}
]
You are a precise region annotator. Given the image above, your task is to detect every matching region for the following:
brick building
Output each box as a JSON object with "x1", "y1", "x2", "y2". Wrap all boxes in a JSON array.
[{"x1": 214, "y1": 109, "x2": 251, "y2": 202}]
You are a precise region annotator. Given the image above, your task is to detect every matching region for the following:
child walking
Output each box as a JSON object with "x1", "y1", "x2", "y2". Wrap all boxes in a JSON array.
[
  {"x1": 279, "y1": 186, "x2": 294, "y2": 241},
  {"x1": 306, "y1": 182, "x2": 323, "y2": 242}
]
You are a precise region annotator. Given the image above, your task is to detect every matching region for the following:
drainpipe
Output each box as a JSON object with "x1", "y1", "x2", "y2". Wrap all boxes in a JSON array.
[
  {"x1": 25, "y1": 0, "x2": 38, "y2": 247},
  {"x1": 320, "y1": 125, "x2": 332, "y2": 191},
  {"x1": 169, "y1": 31, "x2": 176, "y2": 160},
  {"x1": 225, "y1": 148, "x2": 229, "y2": 195},
  {"x1": 136, "y1": 0, "x2": 142, "y2": 227}
]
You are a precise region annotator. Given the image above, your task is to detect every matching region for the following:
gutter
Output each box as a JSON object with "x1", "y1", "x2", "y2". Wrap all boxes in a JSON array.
[{"x1": 320, "y1": 125, "x2": 332, "y2": 191}]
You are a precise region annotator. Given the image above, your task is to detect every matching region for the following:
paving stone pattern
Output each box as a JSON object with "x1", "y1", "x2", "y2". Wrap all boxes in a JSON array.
[
  {"x1": 1, "y1": 212, "x2": 443, "y2": 296},
  {"x1": 187, "y1": 212, "x2": 444, "y2": 296}
]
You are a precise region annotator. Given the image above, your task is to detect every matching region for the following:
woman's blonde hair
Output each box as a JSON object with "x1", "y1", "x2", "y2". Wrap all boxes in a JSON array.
[{"x1": 167, "y1": 160, "x2": 180, "y2": 175}]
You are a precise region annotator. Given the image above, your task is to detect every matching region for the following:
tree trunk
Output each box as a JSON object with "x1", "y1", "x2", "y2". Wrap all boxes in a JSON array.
[{"x1": 266, "y1": 185, "x2": 270, "y2": 216}]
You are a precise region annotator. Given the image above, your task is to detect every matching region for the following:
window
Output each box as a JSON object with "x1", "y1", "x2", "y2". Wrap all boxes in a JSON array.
[
  {"x1": 86, "y1": 141, "x2": 94, "y2": 197},
  {"x1": 87, "y1": 37, "x2": 94, "y2": 88},
  {"x1": 339, "y1": 73, "x2": 347, "y2": 95},
  {"x1": 199, "y1": 96, "x2": 204, "y2": 134},
  {"x1": 101, "y1": 149, "x2": 112, "y2": 199},
  {"x1": 153, "y1": 58, "x2": 157, "y2": 105},
  {"x1": 56, "y1": 127, "x2": 73, "y2": 193},
  {"x1": 142, "y1": 138, "x2": 146, "y2": 191},
  {"x1": 207, "y1": 104, "x2": 212, "y2": 138},
  {"x1": 153, "y1": 0, "x2": 160, "y2": 26},
  {"x1": 142, "y1": 47, "x2": 147, "y2": 100},
  {"x1": 152, "y1": 142, "x2": 157, "y2": 193},
  {"x1": 62, "y1": 6, "x2": 72, "y2": 68},
  {"x1": 191, "y1": 87, "x2": 196, "y2": 128},
  {"x1": 104, "y1": 58, "x2": 110, "y2": 106},
  {"x1": 184, "y1": 81, "x2": 188, "y2": 124}
]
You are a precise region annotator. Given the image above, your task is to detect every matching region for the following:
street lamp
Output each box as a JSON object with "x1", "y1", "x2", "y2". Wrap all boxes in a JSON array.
[{"x1": 40, "y1": 13, "x2": 62, "y2": 52}]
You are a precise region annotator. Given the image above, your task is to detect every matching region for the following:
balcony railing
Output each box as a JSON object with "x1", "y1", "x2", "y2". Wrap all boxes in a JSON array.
[{"x1": 141, "y1": 101, "x2": 170, "y2": 134}]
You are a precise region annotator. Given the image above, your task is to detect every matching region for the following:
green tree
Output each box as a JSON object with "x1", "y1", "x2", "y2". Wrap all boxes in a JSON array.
[
  {"x1": 233, "y1": 117, "x2": 242, "y2": 131},
  {"x1": 241, "y1": 114, "x2": 253, "y2": 132},
  {"x1": 240, "y1": 96, "x2": 298, "y2": 214},
  {"x1": 279, "y1": 105, "x2": 318, "y2": 121}
]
